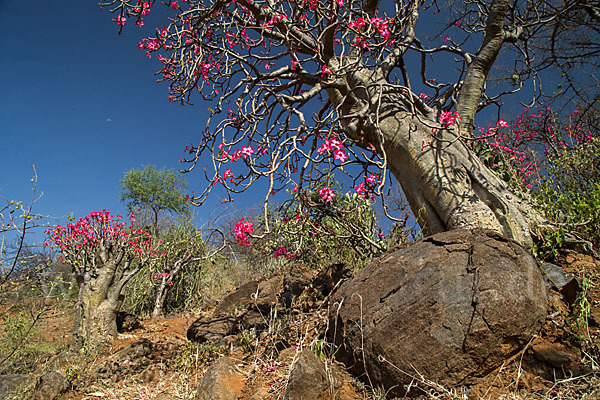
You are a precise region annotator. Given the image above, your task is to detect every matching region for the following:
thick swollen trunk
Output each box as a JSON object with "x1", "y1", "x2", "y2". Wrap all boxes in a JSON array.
[
  {"x1": 72, "y1": 262, "x2": 126, "y2": 350},
  {"x1": 374, "y1": 105, "x2": 542, "y2": 248},
  {"x1": 329, "y1": 79, "x2": 543, "y2": 249}
]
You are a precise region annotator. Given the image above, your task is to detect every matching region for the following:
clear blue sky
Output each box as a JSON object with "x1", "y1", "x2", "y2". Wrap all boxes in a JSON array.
[{"x1": 0, "y1": 0, "x2": 237, "y2": 242}]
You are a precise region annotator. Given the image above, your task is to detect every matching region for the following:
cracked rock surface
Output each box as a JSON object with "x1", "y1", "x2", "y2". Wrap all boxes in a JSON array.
[{"x1": 329, "y1": 229, "x2": 547, "y2": 396}]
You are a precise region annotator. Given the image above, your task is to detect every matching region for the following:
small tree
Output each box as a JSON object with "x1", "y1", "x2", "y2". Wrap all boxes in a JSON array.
[
  {"x1": 120, "y1": 165, "x2": 190, "y2": 234},
  {"x1": 149, "y1": 222, "x2": 209, "y2": 317},
  {"x1": 45, "y1": 210, "x2": 163, "y2": 349}
]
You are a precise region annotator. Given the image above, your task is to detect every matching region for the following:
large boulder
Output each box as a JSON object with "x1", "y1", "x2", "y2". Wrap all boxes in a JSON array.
[{"x1": 329, "y1": 229, "x2": 547, "y2": 395}]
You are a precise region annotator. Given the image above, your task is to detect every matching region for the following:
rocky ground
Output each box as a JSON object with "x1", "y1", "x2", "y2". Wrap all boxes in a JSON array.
[{"x1": 1, "y1": 234, "x2": 599, "y2": 400}]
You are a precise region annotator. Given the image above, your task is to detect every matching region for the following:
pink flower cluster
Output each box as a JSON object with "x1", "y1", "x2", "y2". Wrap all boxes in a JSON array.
[
  {"x1": 219, "y1": 144, "x2": 255, "y2": 162},
  {"x1": 116, "y1": 14, "x2": 127, "y2": 26},
  {"x1": 234, "y1": 218, "x2": 254, "y2": 246},
  {"x1": 369, "y1": 17, "x2": 391, "y2": 40},
  {"x1": 439, "y1": 111, "x2": 462, "y2": 127},
  {"x1": 321, "y1": 65, "x2": 333, "y2": 77},
  {"x1": 318, "y1": 186, "x2": 335, "y2": 202},
  {"x1": 44, "y1": 210, "x2": 164, "y2": 265},
  {"x1": 317, "y1": 138, "x2": 347, "y2": 162},
  {"x1": 263, "y1": 12, "x2": 287, "y2": 29},
  {"x1": 273, "y1": 247, "x2": 296, "y2": 260},
  {"x1": 353, "y1": 173, "x2": 380, "y2": 199},
  {"x1": 133, "y1": 1, "x2": 152, "y2": 16},
  {"x1": 348, "y1": 16, "x2": 392, "y2": 47}
]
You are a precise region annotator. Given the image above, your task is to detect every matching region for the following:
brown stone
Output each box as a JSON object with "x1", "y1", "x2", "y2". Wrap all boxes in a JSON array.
[
  {"x1": 329, "y1": 229, "x2": 548, "y2": 396},
  {"x1": 195, "y1": 357, "x2": 245, "y2": 400},
  {"x1": 284, "y1": 349, "x2": 340, "y2": 400}
]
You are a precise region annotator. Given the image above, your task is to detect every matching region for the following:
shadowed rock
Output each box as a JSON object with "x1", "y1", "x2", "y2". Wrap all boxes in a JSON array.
[{"x1": 329, "y1": 229, "x2": 547, "y2": 396}]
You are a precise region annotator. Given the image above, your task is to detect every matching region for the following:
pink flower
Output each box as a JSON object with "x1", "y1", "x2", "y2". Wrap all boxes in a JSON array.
[
  {"x1": 317, "y1": 138, "x2": 343, "y2": 154},
  {"x1": 370, "y1": 17, "x2": 390, "y2": 40},
  {"x1": 318, "y1": 186, "x2": 335, "y2": 202},
  {"x1": 141, "y1": 2, "x2": 152, "y2": 15},
  {"x1": 355, "y1": 182, "x2": 366, "y2": 195},
  {"x1": 442, "y1": 35, "x2": 451, "y2": 43},
  {"x1": 321, "y1": 65, "x2": 333, "y2": 77},
  {"x1": 349, "y1": 17, "x2": 366, "y2": 29},
  {"x1": 336, "y1": 0, "x2": 344, "y2": 6},
  {"x1": 274, "y1": 247, "x2": 287, "y2": 258},
  {"x1": 171, "y1": 1, "x2": 179, "y2": 9},
  {"x1": 439, "y1": 111, "x2": 462, "y2": 126},
  {"x1": 116, "y1": 14, "x2": 127, "y2": 26},
  {"x1": 241, "y1": 146, "x2": 254, "y2": 157},
  {"x1": 333, "y1": 149, "x2": 348, "y2": 162},
  {"x1": 418, "y1": 93, "x2": 429, "y2": 101},
  {"x1": 497, "y1": 119, "x2": 509, "y2": 128},
  {"x1": 223, "y1": 168, "x2": 233, "y2": 178},
  {"x1": 234, "y1": 218, "x2": 254, "y2": 246}
]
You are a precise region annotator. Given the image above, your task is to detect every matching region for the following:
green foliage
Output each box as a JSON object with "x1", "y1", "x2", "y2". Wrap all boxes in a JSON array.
[
  {"x1": 532, "y1": 137, "x2": 600, "y2": 259},
  {"x1": 260, "y1": 181, "x2": 387, "y2": 269},
  {"x1": 120, "y1": 165, "x2": 190, "y2": 230},
  {"x1": 237, "y1": 328, "x2": 257, "y2": 353},
  {"x1": 310, "y1": 338, "x2": 338, "y2": 362},
  {"x1": 475, "y1": 110, "x2": 599, "y2": 260},
  {"x1": 0, "y1": 311, "x2": 52, "y2": 374},
  {"x1": 123, "y1": 220, "x2": 237, "y2": 315},
  {"x1": 566, "y1": 272, "x2": 600, "y2": 360}
]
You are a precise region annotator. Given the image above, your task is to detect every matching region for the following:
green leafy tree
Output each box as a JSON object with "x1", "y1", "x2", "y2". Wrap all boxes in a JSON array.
[{"x1": 120, "y1": 165, "x2": 190, "y2": 234}]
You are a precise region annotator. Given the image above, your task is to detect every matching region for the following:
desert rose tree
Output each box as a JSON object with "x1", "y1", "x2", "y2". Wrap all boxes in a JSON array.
[
  {"x1": 102, "y1": 0, "x2": 598, "y2": 248},
  {"x1": 45, "y1": 210, "x2": 163, "y2": 349}
]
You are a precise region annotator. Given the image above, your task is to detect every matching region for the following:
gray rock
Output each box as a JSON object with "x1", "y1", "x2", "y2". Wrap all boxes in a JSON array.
[
  {"x1": 542, "y1": 263, "x2": 581, "y2": 305},
  {"x1": 532, "y1": 339, "x2": 575, "y2": 368},
  {"x1": 329, "y1": 229, "x2": 548, "y2": 396},
  {"x1": 0, "y1": 375, "x2": 32, "y2": 400},
  {"x1": 188, "y1": 275, "x2": 282, "y2": 343},
  {"x1": 32, "y1": 371, "x2": 67, "y2": 400},
  {"x1": 187, "y1": 315, "x2": 237, "y2": 342}
]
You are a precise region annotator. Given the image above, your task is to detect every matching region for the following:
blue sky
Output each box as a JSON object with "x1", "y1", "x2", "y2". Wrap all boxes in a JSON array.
[{"x1": 0, "y1": 0, "x2": 233, "y2": 242}]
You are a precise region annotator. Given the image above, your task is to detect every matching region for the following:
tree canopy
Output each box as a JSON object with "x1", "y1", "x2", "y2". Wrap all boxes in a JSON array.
[
  {"x1": 120, "y1": 165, "x2": 190, "y2": 232},
  {"x1": 102, "y1": 0, "x2": 598, "y2": 248}
]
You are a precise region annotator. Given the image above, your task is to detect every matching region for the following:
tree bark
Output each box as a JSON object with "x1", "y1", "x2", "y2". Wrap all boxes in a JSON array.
[
  {"x1": 151, "y1": 259, "x2": 187, "y2": 318},
  {"x1": 151, "y1": 279, "x2": 169, "y2": 318},
  {"x1": 326, "y1": 71, "x2": 543, "y2": 249},
  {"x1": 72, "y1": 259, "x2": 136, "y2": 350}
]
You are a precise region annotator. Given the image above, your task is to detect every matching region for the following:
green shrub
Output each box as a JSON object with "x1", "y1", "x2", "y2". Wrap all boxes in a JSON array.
[{"x1": 532, "y1": 137, "x2": 600, "y2": 259}]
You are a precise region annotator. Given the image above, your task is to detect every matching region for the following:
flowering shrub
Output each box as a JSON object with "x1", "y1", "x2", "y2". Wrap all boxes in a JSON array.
[
  {"x1": 254, "y1": 181, "x2": 389, "y2": 268},
  {"x1": 473, "y1": 109, "x2": 599, "y2": 259}
]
